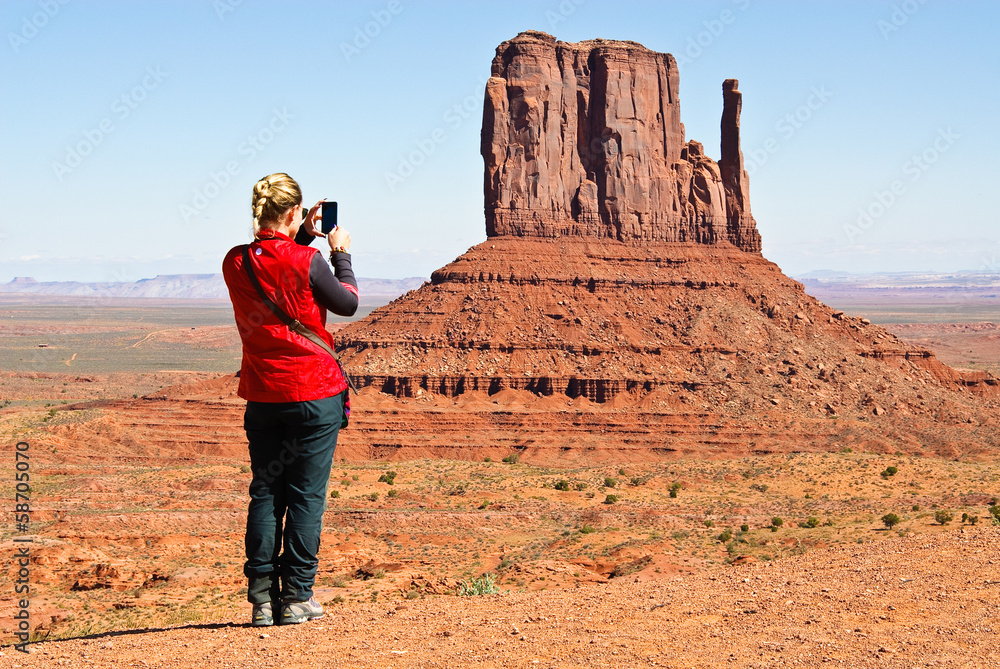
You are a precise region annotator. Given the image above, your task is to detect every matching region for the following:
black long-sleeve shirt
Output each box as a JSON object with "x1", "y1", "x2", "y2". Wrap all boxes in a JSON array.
[{"x1": 295, "y1": 226, "x2": 358, "y2": 316}]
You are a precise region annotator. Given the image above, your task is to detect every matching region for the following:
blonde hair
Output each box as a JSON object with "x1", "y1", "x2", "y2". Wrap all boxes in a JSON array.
[{"x1": 251, "y1": 173, "x2": 302, "y2": 237}]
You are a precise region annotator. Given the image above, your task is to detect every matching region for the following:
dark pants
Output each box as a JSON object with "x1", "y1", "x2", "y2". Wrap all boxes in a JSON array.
[{"x1": 242, "y1": 392, "x2": 344, "y2": 604}]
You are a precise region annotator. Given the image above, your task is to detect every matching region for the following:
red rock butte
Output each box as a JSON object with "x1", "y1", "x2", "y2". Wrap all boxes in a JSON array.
[
  {"x1": 482, "y1": 31, "x2": 759, "y2": 252},
  {"x1": 325, "y1": 31, "x2": 1000, "y2": 461}
]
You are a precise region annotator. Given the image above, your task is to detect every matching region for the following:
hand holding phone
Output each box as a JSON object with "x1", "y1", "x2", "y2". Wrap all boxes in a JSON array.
[{"x1": 320, "y1": 201, "x2": 338, "y2": 234}]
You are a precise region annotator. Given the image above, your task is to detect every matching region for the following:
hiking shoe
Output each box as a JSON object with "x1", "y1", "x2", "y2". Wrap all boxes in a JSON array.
[
  {"x1": 251, "y1": 602, "x2": 274, "y2": 627},
  {"x1": 280, "y1": 597, "x2": 324, "y2": 625}
]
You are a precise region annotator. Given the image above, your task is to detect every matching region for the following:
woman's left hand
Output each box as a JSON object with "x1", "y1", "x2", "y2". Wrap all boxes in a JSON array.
[{"x1": 301, "y1": 200, "x2": 327, "y2": 238}]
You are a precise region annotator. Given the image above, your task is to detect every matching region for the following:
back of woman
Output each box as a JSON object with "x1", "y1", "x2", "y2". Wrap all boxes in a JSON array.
[{"x1": 222, "y1": 172, "x2": 358, "y2": 627}]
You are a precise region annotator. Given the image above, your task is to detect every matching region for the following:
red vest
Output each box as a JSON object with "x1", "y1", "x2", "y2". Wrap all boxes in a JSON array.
[{"x1": 222, "y1": 230, "x2": 348, "y2": 402}]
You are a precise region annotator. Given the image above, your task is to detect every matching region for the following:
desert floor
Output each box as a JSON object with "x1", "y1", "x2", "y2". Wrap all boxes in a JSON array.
[{"x1": 1, "y1": 296, "x2": 998, "y2": 667}]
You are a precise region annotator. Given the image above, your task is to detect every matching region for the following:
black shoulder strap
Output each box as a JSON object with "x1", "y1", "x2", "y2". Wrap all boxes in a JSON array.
[{"x1": 241, "y1": 245, "x2": 357, "y2": 393}]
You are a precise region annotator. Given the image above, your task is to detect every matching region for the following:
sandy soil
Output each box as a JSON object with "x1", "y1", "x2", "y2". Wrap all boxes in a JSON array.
[{"x1": 3, "y1": 527, "x2": 997, "y2": 668}]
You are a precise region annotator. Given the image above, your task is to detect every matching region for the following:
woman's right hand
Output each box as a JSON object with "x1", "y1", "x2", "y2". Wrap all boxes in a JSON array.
[{"x1": 328, "y1": 226, "x2": 351, "y2": 253}]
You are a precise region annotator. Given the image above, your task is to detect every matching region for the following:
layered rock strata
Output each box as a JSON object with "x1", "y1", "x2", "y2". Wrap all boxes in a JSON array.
[
  {"x1": 482, "y1": 31, "x2": 760, "y2": 251},
  {"x1": 325, "y1": 31, "x2": 998, "y2": 460}
]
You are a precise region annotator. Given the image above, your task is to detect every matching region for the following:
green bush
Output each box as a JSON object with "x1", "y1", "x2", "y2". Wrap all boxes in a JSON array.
[
  {"x1": 554, "y1": 479, "x2": 571, "y2": 491},
  {"x1": 881, "y1": 466, "x2": 899, "y2": 479},
  {"x1": 603, "y1": 477, "x2": 617, "y2": 488},
  {"x1": 803, "y1": 516, "x2": 820, "y2": 528},
  {"x1": 881, "y1": 513, "x2": 901, "y2": 529},
  {"x1": 377, "y1": 470, "x2": 397, "y2": 485},
  {"x1": 579, "y1": 524, "x2": 596, "y2": 534},
  {"x1": 603, "y1": 494, "x2": 619, "y2": 505},
  {"x1": 934, "y1": 510, "x2": 953, "y2": 525},
  {"x1": 669, "y1": 482, "x2": 682, "y2": 498},
  {"x1": 330, "y1": 490, "x2": 340, "y2": 499},
  {"x1": 502, "y1": 454, "x2": 519, "y2": 464},
  {"x1": 458, "y1": 573, "x2": 498, "y2": 597},
  {"x1": 387, "y1": 488, "x2": 399, "y2": 499},
  {"x1": 770, "y1": 517, "x2": 783, "y2": 528},
  {"x1": 717, "y1": 529, "x2": 733, "y2": 543}
]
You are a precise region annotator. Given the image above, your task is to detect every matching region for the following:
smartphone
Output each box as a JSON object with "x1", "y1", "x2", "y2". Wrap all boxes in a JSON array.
[{"x1": 321, "y1": 201, "x2": 338, "y2": 234}]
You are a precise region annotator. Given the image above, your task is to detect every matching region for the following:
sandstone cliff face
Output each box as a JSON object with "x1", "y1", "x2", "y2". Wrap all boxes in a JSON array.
[
  {"x1": 329, "y1": 31, "x2": 998, "y2": 461},
  {"x1": 482, "y1": 31, "x2": 761, "y2": 252}
]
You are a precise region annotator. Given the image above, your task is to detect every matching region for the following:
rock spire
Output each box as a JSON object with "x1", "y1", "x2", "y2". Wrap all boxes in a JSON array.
[{"x1": 481, "y1": 30, "x2": 761, "y2": 252}]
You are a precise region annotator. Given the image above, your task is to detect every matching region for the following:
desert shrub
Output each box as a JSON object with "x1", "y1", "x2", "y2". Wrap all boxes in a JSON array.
[
  {"x1": 330, "y1": 490, "x2": 340, "y2": 499},
  {"x1": 603, "y1": 477, "x2": 617, "y2": 488},
  {"x1": 988, "y1": 504, "x2": 1000, "y2": 520},
  {"x1": 458, "y1": 573, "x2": 498, "y2": 597},
  {"x1": 881, "y1": 466, "x2": 899, "y2": 479},
  {"x1": 934, "y1": 510, "x2": 953, "y2": 525},
  {"x1": 770, "y1": 517, "x2": 783, "y2": 529},
  {"x1": 377, "y1": 470, "x2": 397, "y2": 485},
  {"x1": 603, "y1": 494, "x2": 619, "y2": 505},
  {"x1": 387, "y1": 489, "x2": 399, "y2": 499},
  {"x1": 669, "y1": 482, "x2": 682, "y2": 498},
  {"x1": 630, "y1": 476, "x2": 643, "y2": 487},
  {"x1": 802, "y1": 516, "x2": 820, "y2": 528},
  {"x1": 502, "y1": 454, "x2": 519, "y2": 464},
  {"x1": 881, "y1": 513, "x2": 901, "y2": 529},
  {"x1": 912, "y1": 504, "x2": 921, "y2": 512},
  {"x1": 554, "y1": 479, "x2": 571, "y2": 491},
  {"x1": 750, "y1": 483, "x2": 768, "y2": 493},
  {"x1": 579, "y1": 524, "x2": 596, "y2": 534},
  {"x1": 575, "y1": 482, "x2": 588, "y2": 491},
  {"x1": 703, "y1": 519, "x2": 714, "y2": 528},
  {"x1": 367, "y1": 492, "x2": 380, "y2": 502},
  {"x1": 717, "y1": 529, "x2": 733, "y2": 543},
  {"x1": 483, "y1": 457, "x2": 491, "y2": 463},
  {"x1": 740, "y1": 524, "x2": 750, "y2": 533}
]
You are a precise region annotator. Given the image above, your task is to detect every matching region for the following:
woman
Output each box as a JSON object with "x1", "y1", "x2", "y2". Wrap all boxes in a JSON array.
[{"x1": 222, "y1": 172, "x2": 358, "y2": 627}]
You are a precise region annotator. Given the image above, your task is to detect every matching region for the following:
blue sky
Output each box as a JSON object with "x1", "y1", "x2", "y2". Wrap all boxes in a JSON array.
[{"x1": 2, "y1": 0, "x2": 998, "y2": 283}]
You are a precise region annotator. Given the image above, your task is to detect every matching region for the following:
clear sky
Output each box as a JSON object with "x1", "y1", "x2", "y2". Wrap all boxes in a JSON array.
[{"x1": 2, "y1": 0, "x2": 998, "y2": 284}]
